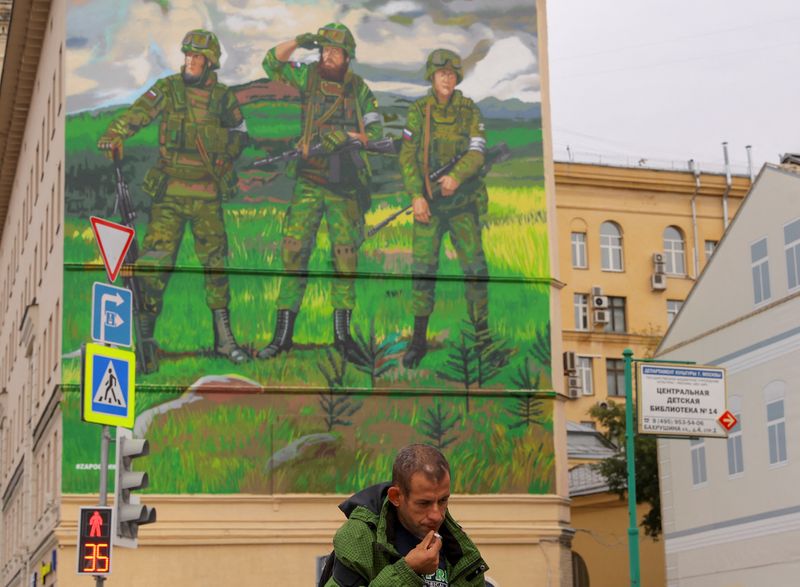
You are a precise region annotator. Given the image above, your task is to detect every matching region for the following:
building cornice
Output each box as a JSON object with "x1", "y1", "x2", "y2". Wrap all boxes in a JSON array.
[
  {"x1": 0, "y1": 0, "x2": 51, "y2": 241},
  {"x1": 555, "y1": 161, "x2": 751, "y2": 197}
]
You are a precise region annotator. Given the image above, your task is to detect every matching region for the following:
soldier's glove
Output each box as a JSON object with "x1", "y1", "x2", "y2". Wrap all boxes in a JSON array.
[
  {"x1": 295, "y1": 33, "x2": 322, "y2": 50},
  {"x1": 97, "y1": 133, "x2": 124, "y2": 160},
  {"x1": 321, "y1": 130, "x2": 349, "y2": 154}
]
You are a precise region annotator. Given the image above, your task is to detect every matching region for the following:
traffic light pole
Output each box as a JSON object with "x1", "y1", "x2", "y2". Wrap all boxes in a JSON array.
[{"x1": 95, "y1": 425, "x2": 111, "y2": 586}]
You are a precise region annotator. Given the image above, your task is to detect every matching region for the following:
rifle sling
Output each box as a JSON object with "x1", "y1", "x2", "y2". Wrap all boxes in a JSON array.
[{"x1": 423, "y1": 102, "x2": 434, "y2": 200}]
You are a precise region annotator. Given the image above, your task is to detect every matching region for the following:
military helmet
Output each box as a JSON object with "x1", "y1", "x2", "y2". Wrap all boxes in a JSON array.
[
  {"x1": 181, "y1": 29, "x2": 221, "y2": 70},
  {"x1": 317, "y1": 23, "x2": 356, "y2": 59},
  {"x1": 425, "y1": 48, "x2": 463, "y2": 84}
]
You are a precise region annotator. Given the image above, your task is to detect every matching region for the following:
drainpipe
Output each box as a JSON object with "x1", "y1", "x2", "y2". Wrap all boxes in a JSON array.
[
  {"x1": 722, "y1": 142, "x2": 731, "y2": 230},
  {"x1": 746, "y1": 145, "x2": 754, "y2": 182},
  {"x1": 689, "y1": 159, "x2": 701, "y2": 278}
]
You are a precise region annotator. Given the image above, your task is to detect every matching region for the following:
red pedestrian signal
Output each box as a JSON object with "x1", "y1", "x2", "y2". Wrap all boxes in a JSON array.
[{"x1": 77, "y1": 507, "x2": 113, "y2": 575}]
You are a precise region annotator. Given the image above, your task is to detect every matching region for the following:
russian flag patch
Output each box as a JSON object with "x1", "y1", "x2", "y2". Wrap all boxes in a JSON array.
[{"x1": 403, "y1": 128, "x2": 413, "y2": 141}]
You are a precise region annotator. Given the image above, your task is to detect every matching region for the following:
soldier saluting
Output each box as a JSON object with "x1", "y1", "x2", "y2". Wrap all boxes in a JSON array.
[
  {"x1": 97, "y1": 30, "x2": 249, "y2": 365},
  {"x1": 258, "y1": 24, "x2": 382, "y2": 365},
  {"x1": 399, "y1": 49, "x2": 491, "y2": 369}
]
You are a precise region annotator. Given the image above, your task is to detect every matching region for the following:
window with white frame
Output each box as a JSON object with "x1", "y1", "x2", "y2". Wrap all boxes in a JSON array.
[
  {"x1": 577, "y1": 356, "x2": 593, "y2": 395},
  {"x1": 600, "y1": 222, "x2": 623, "y2": 271},
  {"x1": 690, "y1": 438, "x2": 707, "y2": 485},
  {"x1": 765, "y1": 381, "x2": 787, "y2": 466},
  {"x1": 574, "y1": 293, "x2": 589, "y2": 330},
  {"x1": 663, "y1": 226, "x2": 686, "y2": 275},
  {"x1": 705, "y1": 240, "x2": 718, "y2": 262},
  {"x1": 727, "y1": 396, "x2": 744, "y2": 476},
  {"x1": 784, "y1": 218, "x2": 800, "y2": 290},
  {"x1": 571, "y1": 232, "x2": 588, "y2": 269},
  {"x1": 667, "y1": 299, "x2": 683, "y2": 326},
  {"x1": 751, "y1": 237, "x2": 771, "y2": 304}
]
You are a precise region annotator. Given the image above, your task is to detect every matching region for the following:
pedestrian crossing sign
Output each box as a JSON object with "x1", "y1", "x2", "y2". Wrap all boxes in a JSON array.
[{"x1": 82, "y1": 343, "x2": 136, "y2": 428}]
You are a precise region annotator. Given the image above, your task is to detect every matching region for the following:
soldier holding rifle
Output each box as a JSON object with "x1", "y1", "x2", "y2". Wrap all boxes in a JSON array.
[
  {"x1": 398, "y1": 49, "x2": 492, "y2": 369},
  {"x1": 258, "y1": 23, "x2": 383, "y2": 365}
]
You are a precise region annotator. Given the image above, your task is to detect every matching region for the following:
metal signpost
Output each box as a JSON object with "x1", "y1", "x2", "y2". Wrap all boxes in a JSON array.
[{"x1": 621, "y1": 349, "x2": 728, "y2": 587}]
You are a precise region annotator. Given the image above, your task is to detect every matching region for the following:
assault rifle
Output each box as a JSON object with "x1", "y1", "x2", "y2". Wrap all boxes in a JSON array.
[
  {"x1": 112, "y1": 151, "x2": 159, "y2": 374},
  {"x1": 367, "y1": 141, "x2": 511, "y2": 238},
  {"x1": 253, "y1": 136, "x2": 398, "y2": 182}
]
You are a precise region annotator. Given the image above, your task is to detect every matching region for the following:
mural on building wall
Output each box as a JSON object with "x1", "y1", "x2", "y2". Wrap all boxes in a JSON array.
[{"x1": 63, "y1": 0, "x2": 553, "y2": 495}]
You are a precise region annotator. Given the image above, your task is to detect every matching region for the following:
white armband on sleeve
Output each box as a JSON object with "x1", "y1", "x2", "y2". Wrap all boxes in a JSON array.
[{"x1": 469, "y1": 137, "x2": 487, "y2": 153}]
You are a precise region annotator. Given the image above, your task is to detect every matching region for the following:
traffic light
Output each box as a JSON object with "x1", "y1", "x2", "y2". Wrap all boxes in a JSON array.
[
  {"x1": 77, "y1": 506, "x2": 113, "y2": 575},
  {"x1": 114, "y1": 427, "x2": 156, "y2": 547}
]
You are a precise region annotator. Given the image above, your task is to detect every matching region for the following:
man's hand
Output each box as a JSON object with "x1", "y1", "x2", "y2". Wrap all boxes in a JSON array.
[
  {"x1": 322, "y1": 129, "x2": 349, "y2": 153},
  {"x1": 295, "y1": 32, "x2": 321, "y2": 50},
  {"x1": 412, "y1": 196, "x2": 431, "y2": 224},
  {"x1": 97, "y1": 133, "x2": 124, "y2": 160},
  {"x1": 404, "y1": 531, "x2": 441, "y2": 575},
  {"x1": 346, "y1": 131, "x2": 368, "y2": 146},
  {"x1": 437, "y1": 175, "x2": 460, "y2": 197}
]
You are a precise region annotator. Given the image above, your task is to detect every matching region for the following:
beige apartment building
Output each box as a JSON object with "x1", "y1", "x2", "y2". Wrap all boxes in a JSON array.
[{"x1": 557, "y1": 160, "x2": 751, "y2": 586}]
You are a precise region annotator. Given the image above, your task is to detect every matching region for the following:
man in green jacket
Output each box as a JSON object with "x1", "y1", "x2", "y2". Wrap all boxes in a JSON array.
[
  {"x1": 398, "y1": 49, "x2": 491, "y2": 369},
  {"x1": 258, "y1": 23, "x2": 382, "y2": 365},
  {"x1": 97, "y1": 29, "x2": 249, "y2": 366},
  {"x1": 324, "y1": 444, "x2": 488, "y2": 586}
]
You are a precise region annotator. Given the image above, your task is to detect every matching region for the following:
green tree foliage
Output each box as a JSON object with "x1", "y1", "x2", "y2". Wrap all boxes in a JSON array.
[
  {"x1": 420, "y1": 401, "x2": 459, "y2": 450},
  {"x1": 317, "y1": 348, "x2": 361, "y2": 432},
  {"x1": 351, "y1": 322, "x2": 405, "y2": 389},
  {"x1": 507, "y1": 358, "x2": 546, "y2": 429},
  {"x1": 589, "y1": 400, "x2": 661, "y2": 538}
]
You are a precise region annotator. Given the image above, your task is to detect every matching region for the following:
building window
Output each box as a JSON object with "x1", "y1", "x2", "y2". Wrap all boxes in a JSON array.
[
  {"x1": 751, "y1": 237, "x2": 771, "y2": 304},
  {"x1": 663, "y1": 226, "x2": 686, "y2": 275},
  {"x1": 767, "y1": 398, "x2": 787, "y2": 466},
  {"x1": 606, "y1": 358, "x2": 625, "y2": 397},
  {"x1": 577, "y1": 357, "x2": 593, "y2": 395},
  {"x1": 600, "y1": 222, "x2": 623, "y2": 271},
  {"x1": 571, "y1": 232, "x2": 588, "y2": 268},
  {"x1": 690, "y1": 438, "x2": 707, "y2": 485},
  {"x1": 727, "y1": 397, "x2": 744, "y2": 476},
  {"x1": 784, "y1": 218, "x2": 800, "y2": 290},
  {"x1": 705, "y1": 240, "x2": 717, "y2": 262},
  {"x1": 604, "y1": 296, "x2": 626, "y2": 333},
  {"x1": 574, "y1": 293, "x2": 589, "y2": 330},
  {"x1": 667, "y1": 299, "x2": 683, "y2": 326}
]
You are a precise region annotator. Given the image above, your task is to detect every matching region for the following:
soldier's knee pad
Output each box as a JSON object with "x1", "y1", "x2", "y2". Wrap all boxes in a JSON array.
[
  {"x1": 332, "y1": 244, "x2": 357, "y2": 273},
  {"x1": 282, "y1": 237, "x2": 306, "y2": 270}
]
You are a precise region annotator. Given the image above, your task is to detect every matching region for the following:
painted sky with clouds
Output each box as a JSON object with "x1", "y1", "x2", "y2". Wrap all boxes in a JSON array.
[{"x1": 66, "y1": 0, "x2": 539, "y2": 113}]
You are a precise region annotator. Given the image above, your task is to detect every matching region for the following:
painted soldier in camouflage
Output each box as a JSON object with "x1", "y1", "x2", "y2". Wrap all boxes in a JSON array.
[
  {"x1": 258, "y1": 23, "x2": 382, "y2": 365},
  {"x1": 398, "y1": 49, "x2": 490, "y2": 369},
  {"x1": 97, "y1": 29, "x2": 249, "y2": 364}
]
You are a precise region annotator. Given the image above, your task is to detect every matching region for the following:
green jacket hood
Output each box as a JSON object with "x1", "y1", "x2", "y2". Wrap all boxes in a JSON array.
[{"x1": 339, "y1": 481, "x2": 392, "y2": 518}]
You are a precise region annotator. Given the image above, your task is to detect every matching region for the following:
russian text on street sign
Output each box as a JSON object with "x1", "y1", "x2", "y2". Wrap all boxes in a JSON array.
[
  {"x1": 90, "y1": 216, "x2": 135, "y2": 283},
  {"x1": 718, "y1": 410, "x2": 738, "y2": 431},
  {"x1": 77, "y1": 506, "x2": 113, "y2": 575},
  {"x1": 638, "y1": 363, "x2": 727, "y2": 438},
  {"x1": 82, "y1": 343, "x2": 136, "y2": 429},
  {"x1": 91, "y1": 282, "x2": 133, "y2": 347}
]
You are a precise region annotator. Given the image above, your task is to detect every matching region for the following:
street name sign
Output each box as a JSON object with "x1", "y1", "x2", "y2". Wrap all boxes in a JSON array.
[
  {"x1": 91, "y1": 282, "x2": 133, "y2": 347},
  {"x1": 638, "y1": 363, "x2": 727, "y2": 438},
  {"x1": 90, "y1": 216, "x2": 135, "y2": 283},
  {"x1": 82, "y1": 343, "x2": 136, "y2": 429}
]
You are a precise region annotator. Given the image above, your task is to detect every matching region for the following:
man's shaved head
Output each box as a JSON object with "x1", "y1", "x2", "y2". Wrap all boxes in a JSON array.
[{"x1": 392, "y1": 444, "x2": 450, "y2": 495}]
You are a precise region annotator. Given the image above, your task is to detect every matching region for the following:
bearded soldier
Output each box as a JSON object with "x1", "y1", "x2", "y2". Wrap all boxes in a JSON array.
[
  {"x1": 97, "y1": 29, "x2": 249, "y2": 365},
  {"x1": 399, "y1": 49, "x2": 490, "y2": 369},
  {"x1": 258, "y1": 23, "x2": 382, "y2": 365}
]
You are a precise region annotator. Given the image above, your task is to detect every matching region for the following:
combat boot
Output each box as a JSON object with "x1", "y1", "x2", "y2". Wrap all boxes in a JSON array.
[
  {"x1": 333, "y1": 309, "x2": 368, "y2": 366},
  {"x1": 212, "y1": 308, "x2": 250, "y2": 364},
  {"x1": 137, "y1": 311, "x2": 160, "y2": 374},
  {"x1": 402, "y1": 316, "x2": 429, "y2": 369},
  {"x1": 257, "y1": 309, "x2": 296, "y2": 359}
]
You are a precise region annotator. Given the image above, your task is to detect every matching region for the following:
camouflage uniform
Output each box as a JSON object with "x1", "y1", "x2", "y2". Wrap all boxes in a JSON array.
[
  {"x1": 98, "y1": 30, "x2": 249, "y2": 364},
  {"x1": 399, "y1": 49, "x2": 490, "y2": 368},
  {"x1": 258, "y1": 24, "x2": 382, "y2": 364}
]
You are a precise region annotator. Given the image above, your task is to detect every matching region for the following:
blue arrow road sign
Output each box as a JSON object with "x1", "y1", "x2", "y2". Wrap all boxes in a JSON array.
[{"x1": 91, "y1": 282, "x2": 133, "y2": 347}]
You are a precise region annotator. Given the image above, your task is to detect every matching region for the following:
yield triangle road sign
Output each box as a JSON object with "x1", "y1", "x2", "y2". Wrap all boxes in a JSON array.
[{"x1": 90, "y1": 216, "x2": 135, "y2": 283}]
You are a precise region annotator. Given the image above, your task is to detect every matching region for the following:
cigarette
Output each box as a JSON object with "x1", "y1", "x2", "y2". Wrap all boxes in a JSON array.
[{"x1": 434, "y1": 532, "x2": 442, "y2": 540}]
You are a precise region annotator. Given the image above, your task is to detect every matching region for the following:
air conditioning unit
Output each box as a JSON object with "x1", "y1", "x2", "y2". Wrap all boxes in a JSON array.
[
  {"x1": 568, "y1": 386, "x2": 581, "y2": 399},
  {"x1": 596, "y1": 401, "x2": 609, "y2": 410},
  {"x1": 593, "y1": 309, "x2": 610, "y2": 325},
  {"x1": 593, "y1": 295, "x2": 609, "y2": 309},
  {"x1": 591, "y1": 286, "x2": 604, "y2": 298},
  {"x1": 568, "y1": 376, "x2": 582, "y2": 389},
  {"x1": 563, "y1": 351, "x2": 577, "y2": 373},
  {"x1": 653, "y1": 252, "x2": 666, "y2": 275},
  {"x1": 651, "y1": 273, "x2": 667, "y2": 291}
]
